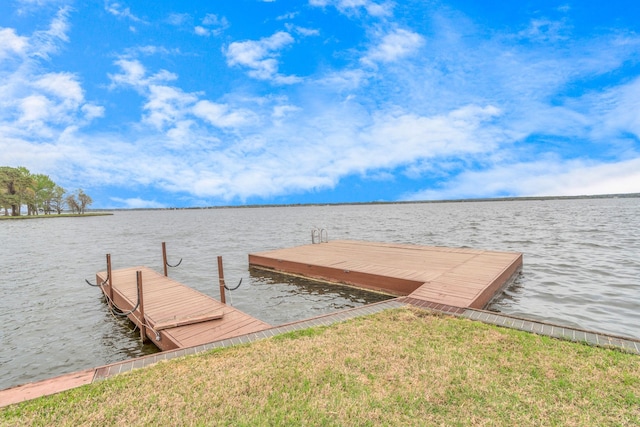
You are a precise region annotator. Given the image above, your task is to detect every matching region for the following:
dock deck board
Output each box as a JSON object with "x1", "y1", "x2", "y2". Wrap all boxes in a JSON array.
[
  {"x1": 97, "y1": 267, "x2": 270, "y2": 351},
  {"x1": 249, "y1": 240, "x2": 522, "y2": 309}
]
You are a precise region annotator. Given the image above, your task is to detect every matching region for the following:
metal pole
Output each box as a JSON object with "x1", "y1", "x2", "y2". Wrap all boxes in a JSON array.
[
  {"x1": 217, "y1": 256, "x2": 226, "y2": 304},
  {"x1": 137, "y1": 270, "x2": 147, "y2": 343},
  {"x1": 162, "y1": 242, "x2": 168, "y2": 276}
]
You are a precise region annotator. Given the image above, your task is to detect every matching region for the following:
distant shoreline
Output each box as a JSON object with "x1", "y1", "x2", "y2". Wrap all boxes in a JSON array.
[
  {"x1": 0, "y1": 212, "x2": 113, "y2": 220},
  {"x1": 97, "y1": 192, "x2": 640, "y2": 212}
]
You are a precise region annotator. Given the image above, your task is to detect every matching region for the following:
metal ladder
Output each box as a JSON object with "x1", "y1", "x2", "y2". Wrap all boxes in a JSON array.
[{"x1": 311, "y1": 227, "x2": 328, "y2": 244}]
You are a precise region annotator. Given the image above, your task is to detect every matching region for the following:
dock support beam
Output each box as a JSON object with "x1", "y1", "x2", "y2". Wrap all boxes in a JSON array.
[
  {"x1": 217, "y1": 256, "x2": 226, "y2": 304},
  {"x1": 136, "y1": 270, "x2": 148, "y2": 343}
]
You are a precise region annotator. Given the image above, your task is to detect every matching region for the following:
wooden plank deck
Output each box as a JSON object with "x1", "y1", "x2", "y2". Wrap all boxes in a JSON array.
[
  {"x1": 248, "y1": 240, "x2": 522, "y2": 309},
  {"x1": 96, "y1": 267, "x2": 270, "y2": 351}
]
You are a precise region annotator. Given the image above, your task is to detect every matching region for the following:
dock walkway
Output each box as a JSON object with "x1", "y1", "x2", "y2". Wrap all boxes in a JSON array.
[
  {"x1": 249, "y1": 240, "x2": 522, "y2": 309},
  {"x1": 96, "y1": 266, "x2": 270, "y2": 351}
]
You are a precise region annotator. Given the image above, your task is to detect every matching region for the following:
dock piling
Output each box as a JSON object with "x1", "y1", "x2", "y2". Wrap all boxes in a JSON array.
[
  {"x1": 217, "y1": 256, "x2": 226, "y2": 304},
  {"x1": 162, "y1": 242, "x2": 168, "y2": 276},
  {"x1": 136, "y1": 271, "x2": 148, "y2": 343},
  {"x1": 162, "y1": 242, "x2": 183, "y2": 277}
]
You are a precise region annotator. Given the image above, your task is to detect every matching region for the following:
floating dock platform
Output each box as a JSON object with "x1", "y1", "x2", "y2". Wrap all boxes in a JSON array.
[
  {"x1": 249, "y1": 240, "x2": 522, "y2": 309},
  {"x1": 95, "y1": 266, "x2": 270, "y2": 351}
]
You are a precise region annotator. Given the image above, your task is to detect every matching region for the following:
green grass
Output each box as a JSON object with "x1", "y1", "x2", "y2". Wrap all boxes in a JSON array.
[{"x1": 2, "y1": 308, "x2": 639, "y2": 426}]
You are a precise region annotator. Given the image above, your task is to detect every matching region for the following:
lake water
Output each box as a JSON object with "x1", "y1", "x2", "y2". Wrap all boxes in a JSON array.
[{"x1": 1, "y1": 198, "x2": 639, "y2": 390}]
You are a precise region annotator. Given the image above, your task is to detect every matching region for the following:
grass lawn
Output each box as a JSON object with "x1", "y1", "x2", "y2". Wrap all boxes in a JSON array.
[{"x1": 1, "y1": 308, "x2": 639, "y2": 426}]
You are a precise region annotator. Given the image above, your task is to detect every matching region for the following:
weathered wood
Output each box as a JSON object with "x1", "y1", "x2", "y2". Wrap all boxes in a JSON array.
[{"x1": 249, "y1": 240, "x2": 522, "y2": 309}]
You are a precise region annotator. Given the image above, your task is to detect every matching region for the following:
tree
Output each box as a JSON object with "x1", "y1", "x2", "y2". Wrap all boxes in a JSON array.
[
  {"x1": 50, "y1": 185, "x2": 66, "y2": 214},
  {"x1": 1, "y1": 167, "x2": 92, "y2": 216},
  {"x1": 0, "y1": 166, "x2": 33, "y2": 216},
  {"x1": 66, "y1": 194, "x2": 80, "y2": 214},
  {"x1": 66, "y1": 189, "x2": 93, "y2": 214},
  {"x1": 76, "y1": 189, "x2": 92, "y2": 214},
  {"x1": 0, "y1": 167, "x2": 13, "y2": 216},
  {"x1": 30, "y1": 174, "x2": 58, "y2": 214}
]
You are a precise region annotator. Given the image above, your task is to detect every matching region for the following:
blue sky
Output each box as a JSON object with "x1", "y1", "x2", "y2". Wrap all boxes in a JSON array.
[{"x1": 1, "y1": 0, "x2": 639, "y2": 208}]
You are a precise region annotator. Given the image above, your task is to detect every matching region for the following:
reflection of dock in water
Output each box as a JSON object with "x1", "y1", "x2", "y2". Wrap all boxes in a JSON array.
[{"x1": 249, "y1": 240, "x2": 523, "y2": 309}]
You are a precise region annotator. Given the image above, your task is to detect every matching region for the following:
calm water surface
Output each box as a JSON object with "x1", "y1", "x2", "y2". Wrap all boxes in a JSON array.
[{"x1": 1, "y1": 198, "x2": 639, "y2": 389}]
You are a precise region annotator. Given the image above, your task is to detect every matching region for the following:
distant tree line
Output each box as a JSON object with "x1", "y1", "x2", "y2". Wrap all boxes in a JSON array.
[{"x1": 0, "y1": 166, "x2": 93, "y2": 216}]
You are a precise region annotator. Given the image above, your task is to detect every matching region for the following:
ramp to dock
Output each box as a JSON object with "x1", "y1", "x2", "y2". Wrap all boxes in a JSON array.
[
  {"x1": 96, "y1": 267, "x2": 270, "y2": 351},
  {"x1": 249, "y1": 240, "x2": 522, "y2": 309}
]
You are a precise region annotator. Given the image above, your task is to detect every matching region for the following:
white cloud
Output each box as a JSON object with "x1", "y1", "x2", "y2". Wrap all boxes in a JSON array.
[
  {"x1": 224, "y1": 31, "x2": 300, "y2": 83},
  {"x1": 202, "y1": 13, "x2": 228, "y2": 29},
  {"x1": 109, "y1": 59, "x2": 177, "y2": 90},
  {"x1": 192, "y1": 100, "x2": 256, "y2": 128},
  {"x1": 195, "y1": 14, "x2": 229, "y2": 37},
  {"x1": 81, "y1": 104, "x2": 105, "y2": 120},
  {"x1": 166, "y1": 13, "x2": 190, "y2": 26},
  {"x1": 284, "y1": 23, "x2": 320, "y2": 37},
  {"x1": 362, "y1": 28, "x2": 424, "y2": 65},
  {"x1": 13, "y1": 0, "x2": 68, "y2": 14},
  {"x1": 405, "y1": 158, "x2": 640, "y2": 201},
  {"x1": 519, "y1": 18, "x2": 570, "y2": 43},
  {"x1": 123, "y1": 45, "x2": 182, "y2": 57},
  {"x1": 29, "y1": 7, "x2": 70, "y2": 59},
  {"x1": 307, "y1": 104, "x2": 504, "y2": 178},
  {"x1": 277, "y1": 12, "x2": 299, "y2": 20},
  {"x1": 105, "y1": 1, "x2": 143, "y2": 23},
  {"x1": 108, "y1": 59, "x2": 146, "y2": 87},
  {"x1": 34, "y1": 72, "x2": 83, "y2": 103},
  {"x1": 194, "y1": 26, "x2": 209, "y2": 36},
  {"x1": 316, "y1": 69, "x2": 369, "y2": 90},
  {"x1": 108, "y1": 57, "x2": 263, "y2": 133},
  {"x1": 0, "y1": 12, "x2": 102, "y2": 141},
  {"x1": 0, "y1": 28, "x2": 28, "y2": 59},
  {"x1": 19, "y1": 95, "x2": 51, "y2": 122},
  {"x1": 14, "y1": 0, "x2": 66, "y2": 5},
  {"x1": 272, "y1": 104, "x2": 300, "y2": 119},
  {"x1": 143, "y1": 85, "x2": 199, "y2": 130},
  {"x1": 588, "y1": 76, "x2": 640, "y2": 140},
  {"x1": 309, "y1": 0, "x2": 393, "y2": 18}
]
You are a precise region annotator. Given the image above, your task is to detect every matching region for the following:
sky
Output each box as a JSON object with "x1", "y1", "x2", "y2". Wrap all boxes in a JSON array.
[{"x1": 1, "y1": 0, "x2": 639, "y2": 209}]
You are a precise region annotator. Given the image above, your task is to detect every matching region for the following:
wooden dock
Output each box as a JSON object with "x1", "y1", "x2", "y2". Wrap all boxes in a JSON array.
[
  {"x1": 249, "y1": 240, "x2": 522, "y2": 309},
  {"x1": 95, "y1": 266, "x2": 270, "y2": 351}
]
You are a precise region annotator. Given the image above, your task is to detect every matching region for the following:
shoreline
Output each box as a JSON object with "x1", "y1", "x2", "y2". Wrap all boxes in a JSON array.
[
  {"x1": 1, "y1": 301, "x2": 638, "y2": 412},
  {"x1": 0, "y1": 212, "x2": 113, "y2": 220},
  {"x1": 91, "y1": 192, "x2": 640, "y2": 212}
]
